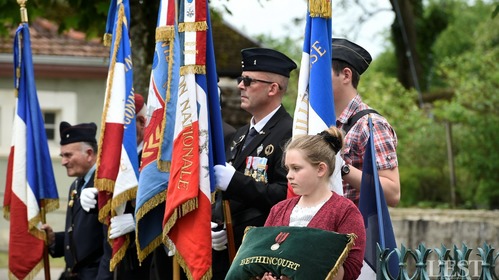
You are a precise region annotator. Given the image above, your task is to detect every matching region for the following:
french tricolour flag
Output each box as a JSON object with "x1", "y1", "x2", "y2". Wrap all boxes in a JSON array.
[
  {"x1": 3, "y1": 23, "x2": 59, "y2": 280},
  {"x1": 95, "y1": 0, "x2": 139, "y2": 270},
  {"x1": 162, "y1": 0, "x2": 225, "y2": 278}
]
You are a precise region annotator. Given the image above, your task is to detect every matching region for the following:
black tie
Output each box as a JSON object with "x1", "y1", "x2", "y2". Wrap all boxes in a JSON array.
[
  {"x1": 242, "y1": 127, "x2": 258, "y2": 150},
  {"x1": 76, "y1": 177, "x2": 85, "y2": 195}
]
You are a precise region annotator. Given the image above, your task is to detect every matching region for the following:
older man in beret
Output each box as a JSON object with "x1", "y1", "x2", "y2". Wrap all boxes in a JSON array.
[
  {"x1": 212, "y1": 47, "x2": 297, "y2": 279},
  {"x1": 42, "y1": 122, "x2": 112, "y2": 280},
  {"x1": 331, "y1": 38, "x2": 400, "y2": 207}
]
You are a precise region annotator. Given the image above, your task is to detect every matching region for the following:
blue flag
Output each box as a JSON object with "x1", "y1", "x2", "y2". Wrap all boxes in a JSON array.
[
  {"x1": 292, "y1": 2, "x2": 343, "y2": 195},
  {"x1": 358, "y1": 116, "x2": 398, "y2": 279}
]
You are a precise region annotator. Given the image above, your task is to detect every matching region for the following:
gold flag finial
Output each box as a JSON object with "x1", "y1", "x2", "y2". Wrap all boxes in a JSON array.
[{"x1": 17, "y1": 0, "x2": 29, "y2": 23}]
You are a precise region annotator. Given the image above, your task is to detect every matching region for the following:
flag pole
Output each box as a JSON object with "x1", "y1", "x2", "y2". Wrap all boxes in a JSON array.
[
  {"x1": 222, "y1": 200, "x2": 236, "y2": 263},
  {"x1": 173, "y1": 255, "x2": 180, "y2": 280},
  {"x1": 40, "y1": 202, "x2": 51, "y2": 280},
  {"x1": 17, "y1": 2, "x2": 52, "y2": 279}
]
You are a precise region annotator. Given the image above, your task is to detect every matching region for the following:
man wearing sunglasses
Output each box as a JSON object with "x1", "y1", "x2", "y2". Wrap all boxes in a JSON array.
[{"x1": 211, "y1": 47, "x2": 297, "y2": 279}]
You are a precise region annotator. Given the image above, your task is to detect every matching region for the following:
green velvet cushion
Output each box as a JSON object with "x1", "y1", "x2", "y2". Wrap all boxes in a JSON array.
[{"x1": 225, "y1": 226, "x2": 356, "y2": 280}]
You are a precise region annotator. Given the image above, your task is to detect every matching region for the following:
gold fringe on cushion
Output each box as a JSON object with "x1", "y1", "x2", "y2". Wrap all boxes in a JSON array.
[
  {"x1": 103, "y1": 33, "x2": 112, "y2": 47},
  {"x1": 156, "y1": 26, "x2": 175, "y2": 42},
  {"x1": 326, "y1": 233, "x2": 358, "y2": 280},
  {"x1": 180, "y1": 65, "x2": 206, "y2": 76},
  {"x1": 309, "y1": 0, "x2": 332, "y2": 18},
  {"x1": 178, "y1": 21, "x2": 208, "y2": 32},
  {"x1": 109, "y1": 234, "x2": 131, "y2": 271}
]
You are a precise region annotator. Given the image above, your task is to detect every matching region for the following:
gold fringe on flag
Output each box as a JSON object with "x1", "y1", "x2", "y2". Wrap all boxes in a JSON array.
[
  {"x1": 180, "y1": 65, "x2": 206, "y2": 76},
  {"x1": 110, "y1": 235, "x2": 131, "y2": 271},
  {"x1": 134, "y1": 192, "x2": 166, "y2": 262},
  {"x1": 309, "y1": 0, "x2": 332, "y2": 18},
  {"x1": 168, "y1": 241, "x2": 213, "y2": 280},
  {"x1": 178, "y1": 21, "x2": 208, "y2": 32},
  {"x1": 326, "y1": 233, "x2": 358, "y2": 280},
  {"x1": 110, "y1": 186, "x2": 137, "y2": 211},
  {"x1": 156, "y1": 26, "x2": 175, "y2": 42}
]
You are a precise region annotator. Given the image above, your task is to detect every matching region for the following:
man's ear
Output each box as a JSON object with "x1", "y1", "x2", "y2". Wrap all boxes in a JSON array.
[{"x1": 342, "y1": 67, "x2": 353, "y2": 84}]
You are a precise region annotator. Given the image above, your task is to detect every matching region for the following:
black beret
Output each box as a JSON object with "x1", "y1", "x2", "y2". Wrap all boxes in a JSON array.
[
  {"x1": 332, "y1": 38, "x2": 372, "y2": 75},
  {"x1": 59, "y1": 121, "x2": 97, "y2": 145},
  {"x1": 241, "y1": 48, "x2": 297, "y2": 77}
]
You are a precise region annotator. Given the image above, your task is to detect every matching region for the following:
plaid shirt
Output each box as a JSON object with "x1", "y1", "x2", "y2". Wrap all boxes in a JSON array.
[{"x1": 336, "y1": 95, "x2": 398, "y2": 205}]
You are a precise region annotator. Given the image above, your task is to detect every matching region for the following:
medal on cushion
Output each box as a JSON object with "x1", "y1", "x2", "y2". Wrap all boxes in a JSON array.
[
  {"x1": 271, "y1": 232, "x2": 290, "y2": 250},
  {"x1": 68, "y1": 189, "x2": 77, "y2": 207}
]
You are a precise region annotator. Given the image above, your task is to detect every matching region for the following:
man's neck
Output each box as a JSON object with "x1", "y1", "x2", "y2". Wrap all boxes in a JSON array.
[{"x1": 335, "y1": 89, "x2": 357, "y2": 119}]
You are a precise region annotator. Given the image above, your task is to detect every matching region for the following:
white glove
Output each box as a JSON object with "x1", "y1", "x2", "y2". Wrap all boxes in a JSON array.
[
  {"x1": 80, "y1": 187, "x2": 98, "y2": 212},
  {"x1": 165, "y1": 239, "x2": 176, "y2": 257},
  {"x1": 214, "y1": 164, "x2": 235, "y2": 191},
  {"x1": 109, "y1": 213, "x2": 136, "y2": 239},
  {"x1": 211, "y1": 222, "x2": 227, "y2": 251}
]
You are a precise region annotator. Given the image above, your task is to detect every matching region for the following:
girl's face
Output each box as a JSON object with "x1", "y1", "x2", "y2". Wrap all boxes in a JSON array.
[{"x1": 284, "y1": 149, "x2": 322, "y2": 196}]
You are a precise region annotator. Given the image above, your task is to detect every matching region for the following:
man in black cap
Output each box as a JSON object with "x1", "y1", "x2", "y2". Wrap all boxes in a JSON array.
[
  {"x1": 211, "y1": 47, "x2": 297, "y2": 279},
  {"x1": 41, "y1": 122, "x2": 113, "y2": 280},
  {"x1": 331, "y1": 38, "x2": 400, "y2": 207}
]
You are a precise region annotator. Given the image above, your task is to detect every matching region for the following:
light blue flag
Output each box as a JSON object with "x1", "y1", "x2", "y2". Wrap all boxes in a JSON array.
[{"x1": 134, "y1": 0, "x2": 181, "y2": 262}]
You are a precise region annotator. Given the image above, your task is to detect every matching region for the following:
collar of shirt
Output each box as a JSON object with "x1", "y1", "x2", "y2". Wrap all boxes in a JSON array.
[
  {"x1": 336, "y1": 94, "x2": 368, "y2": 126},
  {"x1": 137, "y1": 141, "x2": 144, "y2": 153},
  {"x1": 249, "y1": 105, "x2": 281, "y2": 133},
  {"x1": 82, "y1": 164, "x2": 96, "y2": 189}
]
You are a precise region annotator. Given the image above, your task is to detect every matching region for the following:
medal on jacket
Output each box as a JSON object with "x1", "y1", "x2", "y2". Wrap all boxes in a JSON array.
[
  {"x1": 271, "y1": 232, "x2": 290, "y2": 250},
  {"x1": 68, "y1": 189, "x2": 77, "y2": 207}
]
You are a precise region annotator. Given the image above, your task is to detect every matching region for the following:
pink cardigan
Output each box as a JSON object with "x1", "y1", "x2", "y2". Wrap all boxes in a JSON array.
[{"x1": 265, "y1": 192, "x2": 366, "y2": 280}]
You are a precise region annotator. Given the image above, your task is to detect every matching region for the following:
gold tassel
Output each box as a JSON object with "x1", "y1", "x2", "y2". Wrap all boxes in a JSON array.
[
  {"x1": 156, "y1": 26, "x2": 175, "y2": 42},
  {"x1": 309, "y1": 0, "x2": 332, "y2": 18},
  {"x1": 103, "y1": 33, "x2": 112, "y2": 47},
  {"x1": 178, "y1": 21, "x2": 208, "y2": 32},
  {"x1": 180, "y1": 65, "x2": 206, "y2": 75}
]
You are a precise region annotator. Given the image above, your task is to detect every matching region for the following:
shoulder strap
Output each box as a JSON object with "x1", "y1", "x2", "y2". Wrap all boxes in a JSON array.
[{"x1": 342, "y1": 109, "x2": 380, "y2": 135}]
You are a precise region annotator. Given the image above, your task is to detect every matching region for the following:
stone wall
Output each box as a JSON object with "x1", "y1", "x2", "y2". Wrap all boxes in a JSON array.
[{"x1": 390, "y1": 208, "x2": 499, "y2": 250}]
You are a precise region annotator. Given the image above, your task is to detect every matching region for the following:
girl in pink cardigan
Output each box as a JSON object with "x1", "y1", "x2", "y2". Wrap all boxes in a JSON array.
[{"x1": 261, "y1": 126, "x2": 366, "y2": 280}]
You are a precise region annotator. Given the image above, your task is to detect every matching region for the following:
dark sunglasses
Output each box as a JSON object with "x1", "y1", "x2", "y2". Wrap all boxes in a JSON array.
[{"x1": 237, "y1": 76, "x2": 281, "y2": 89}]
